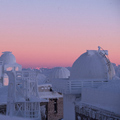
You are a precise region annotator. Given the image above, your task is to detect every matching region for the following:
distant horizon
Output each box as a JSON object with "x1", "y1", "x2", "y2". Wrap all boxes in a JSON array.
[
  {"x1": 21, "y1": 62, "x2": 120, "y2": 69},
  {"x1": 0, "y1": 48, "x2": 120, "y2": 69}
]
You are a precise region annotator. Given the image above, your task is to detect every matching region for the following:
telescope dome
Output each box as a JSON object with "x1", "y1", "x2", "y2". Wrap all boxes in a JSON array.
[
  {"x1": 0, "y1": 51, "x2": 16, "y2": 64},
  {"x1": 70, "y1": 50, "x2": 115, "y2": 80}
]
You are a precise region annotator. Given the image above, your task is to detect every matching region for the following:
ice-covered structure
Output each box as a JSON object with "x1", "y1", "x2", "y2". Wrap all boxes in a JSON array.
[
  {"x1": 38, "y1": 83, "x2": 63, "y2": 120},
  {"x1": 0, "y1": 51, "x2": 64, "y2": 120},
  {"x1": 112, "y1": 63, "x2": 120, "y2": 78},
  {"x1": 37, "y1": 68, "x2": 65, "y2": 120},
  {"x1": 50, "y1": 67, "x2": 70, "y2": 79},
  {"x1": 75, "y1": 80, "x2": 120, "y2": 119},
  {"x1": 47, "y1": 67, "x2": 70, "y2": 83},
  {"x1": 70, "y1": 49, "x2": 115, "y2": 80},
  {"x1": 0, "y1": 51, "x2": 22, "y2": 86},
  {"x1": 6, "y1": 71, "x2": 45, "y2": 119},
  {"x1": 0, "y1": 51, "x2": 22, "y2": 71},
  {"x1": 76, "y1": 80, "x2": 120, "y2": 119},
  {"x1": 37, "y1": 73, "x2": 47, "y2": 85},
  {"x1": 0, "y1": 71, "x2": 63, "y2": 120},
  {"x1": 52, "y1": 46, "x2": 120, "y2": 120}
]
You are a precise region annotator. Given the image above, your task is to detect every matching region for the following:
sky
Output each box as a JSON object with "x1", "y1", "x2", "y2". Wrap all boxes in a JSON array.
[{"x1": 0, "y1": 0, "x2": 120, "y2": 68}]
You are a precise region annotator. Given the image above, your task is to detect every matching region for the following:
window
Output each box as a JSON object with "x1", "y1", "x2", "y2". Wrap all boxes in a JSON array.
[
  {"x1": 15, "y1": 67, "x2": 19, "y2": 71},
  {"x1": 6, "y1": 67, "x2": 12, "y2": 71},
  {"x1": 54, "y1": 99, "x2": 57, "y2": 113},
  {"x1": 3, "y1": 73, "x2": 9, "y2": 86}
]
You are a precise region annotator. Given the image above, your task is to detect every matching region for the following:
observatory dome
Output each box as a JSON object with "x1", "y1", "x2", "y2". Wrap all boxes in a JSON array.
[
  {"x1": 70, "y1": 50, "x2": 115, "y2": 80},
  {"x1": 50, "y1": 67, "x2": 70, "y2": 79},
  {"x1": 0, "y1": 51, "x2": 16, "y2": 64}
]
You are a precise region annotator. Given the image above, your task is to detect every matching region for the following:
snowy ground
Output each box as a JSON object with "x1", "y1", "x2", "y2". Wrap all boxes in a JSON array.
[{"x1": 0, "y1": 115, "x2": 30, "y2": 120}]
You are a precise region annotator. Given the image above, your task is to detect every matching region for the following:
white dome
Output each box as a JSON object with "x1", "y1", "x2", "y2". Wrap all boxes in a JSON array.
[
  {"x1": 0, "y1": 51, "x2": 16, "y2": 64},
  {"x1": 50, "y1": 67, "x2": 70, "y2": 79},
  {"x1": 70, "y1": 50, "x2": 115, "y2": 80}
]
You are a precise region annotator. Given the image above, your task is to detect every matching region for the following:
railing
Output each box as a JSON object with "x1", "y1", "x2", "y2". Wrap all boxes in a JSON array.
[
  {"x1": 52, "y1": 79, "x2": 107, "y2": 94},
  {"x1": 75, "y1": 103, "x2": 120, "y2": 120},
  {"x1": 16, "y1": 71, "x2": 36, "y2": 81}
]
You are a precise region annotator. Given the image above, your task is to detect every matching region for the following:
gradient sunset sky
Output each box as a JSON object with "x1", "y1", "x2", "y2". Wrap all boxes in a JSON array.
[{"x1": 0, "y1": 0, "x2": 120, "y2": 68}]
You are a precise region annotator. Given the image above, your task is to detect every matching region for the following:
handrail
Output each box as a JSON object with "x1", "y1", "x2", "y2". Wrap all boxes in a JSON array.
[
  {"x1": 52, "y1": 79, "x2": 107, "y2": 94},
  {"x1": 76, "y1": 103, "x2": 120, "y2": 119}
]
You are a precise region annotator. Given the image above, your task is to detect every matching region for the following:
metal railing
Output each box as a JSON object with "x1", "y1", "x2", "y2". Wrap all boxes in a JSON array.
[
  {"x1": 52, "y1": 79, "x2": 107, "y2": 94},
  {"x1": 75, "y1": 103, "x2": 120, "y2": 120}
]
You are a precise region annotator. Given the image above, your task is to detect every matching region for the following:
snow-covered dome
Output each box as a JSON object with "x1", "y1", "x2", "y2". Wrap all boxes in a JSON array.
[
  {"x1": 70, "y1": 49, "x2": 115, "y2": 80},
  {"x1": 50, "y1": 67, "x2": 70, "y2": 79},
  {"x1": 0, "y1": 51, "x2": 16, "y2": 64}
]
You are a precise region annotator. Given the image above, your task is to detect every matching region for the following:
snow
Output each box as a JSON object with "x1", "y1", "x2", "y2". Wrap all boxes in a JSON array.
[
  {"x1": 49, "y1": 67, "x2": 70, "y2": 80},
  {"x1": 0, "y1": 48, "x2": 119, "y2": 120},
  {"x1": 39, "y1": 91, "x2": 63, "y2": 99},
  {"x1": 0, "y1": 86, "x2": 8, "y2": 105},
  {"x1": 98, "y1": 80, "x2": 120, "y2": 93},
  {"x1": 37, "y1": 73, "x2": 47, "y2": 85},
  {"x1": 81, "y1": 80, "x2": 120, "y2": 114},
  {"x1": 38, "y1": 84, "x2": 63, "y2": 99},
  {"x1": 70, "y1": 50, "x2": 115, "y2": 80},
  {"x1": 63, "y1": 94, "x2": 76, "y2": 120},
  {"x1": 0, "y1": 51, "x2": 16, "y2": 64},
  {"x1": 112, "y1": 63, "x2": 120, "y2": 78},
  {"x1": 0, "y1": 115, "x2": 30, "y2": 120}
]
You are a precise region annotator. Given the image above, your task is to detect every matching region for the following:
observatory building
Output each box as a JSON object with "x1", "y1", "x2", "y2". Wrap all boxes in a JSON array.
[
  {"x1": 47, "y1": 67, "x2": 70, "y2": 83},
  {"x1": 50, "y1": 67, "x2": 70, "y2": 79},
  {"x1": 52, "y1": 47, "x2": 120, "y2": 120},
  {"x1": 0, "y1": 54, "x2": 64, "y2": 120},
  {"x1": 0, "y1": 51, "x2": 22, "y2": 86},
  {"x1": 0, "y1": 47, "x2": 120, "y2": 120}
]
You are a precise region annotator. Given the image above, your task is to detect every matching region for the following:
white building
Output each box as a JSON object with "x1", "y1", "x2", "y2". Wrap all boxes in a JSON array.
[
  {"x1": 0, "y1": 51, "x2": 22, "y2": 86},
  {"x1": 0, "y1": 64, "x2": 63, "y2": 120},
  {"x1": 52, "y1": 47, "x2": 120, "y2": 120},
  {"x1": 50, "y1": 67, "x2": 70, "y2": 79},
  {"x1": 47, "y1": 67, "x2": 70, "y2": 84},
  {"x1": 0, "y1": 47, "x2": 120, "y2": 120},
  {"x1": 76, "y1": 80, "x2": 120, "y2": 120}
]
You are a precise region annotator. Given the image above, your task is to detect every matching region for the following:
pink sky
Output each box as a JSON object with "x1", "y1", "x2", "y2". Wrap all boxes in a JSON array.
[{"x1": 0, "y1": 0, "x2": 120, "y2": 68}]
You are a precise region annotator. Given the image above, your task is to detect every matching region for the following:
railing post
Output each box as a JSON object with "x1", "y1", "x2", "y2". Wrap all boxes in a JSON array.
[{"x1": 69, "y1": 81, "x2": 71, "y2": 94}]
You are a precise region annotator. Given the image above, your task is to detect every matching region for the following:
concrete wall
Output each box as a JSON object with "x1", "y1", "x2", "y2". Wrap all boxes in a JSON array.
[
  {"x1": 82, "y1": 87, "x2": 120, "y2": 115},
  {"x1": 63, "y1": 94, "x2": 76, "y2": 120}
]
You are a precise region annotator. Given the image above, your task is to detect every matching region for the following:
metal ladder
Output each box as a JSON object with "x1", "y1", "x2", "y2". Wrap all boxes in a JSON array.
[{"x1": 98, "y1": 47, "x2": 111, "y2": 79}]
